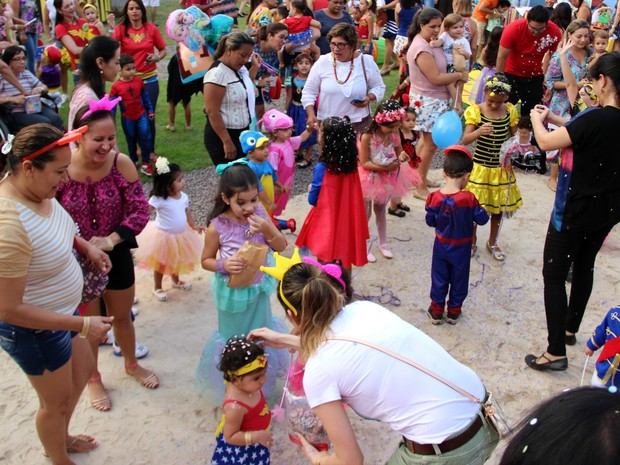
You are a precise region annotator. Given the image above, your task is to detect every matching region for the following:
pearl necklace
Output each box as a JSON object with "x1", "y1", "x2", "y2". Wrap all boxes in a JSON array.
[{"x1": 333, "y1": 56, "x2": 354, "y2": 85}]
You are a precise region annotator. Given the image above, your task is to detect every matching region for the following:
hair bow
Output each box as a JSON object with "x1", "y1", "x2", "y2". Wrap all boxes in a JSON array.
[
  {"x1": 215, "y1": 158, "x2": 248, "y2": 175},
  {"x1": 155, "y1": 157, "x2": 170, "y2": 175},
  {"x1": 1, "y1": 134, "x2": 15, "y2": 155},
  {"x1": 80, "y1": 94, "x2": 122, "y2": 120},
  {"x1": 302, "y1": 257, "x2": 347, "y2": 291}
]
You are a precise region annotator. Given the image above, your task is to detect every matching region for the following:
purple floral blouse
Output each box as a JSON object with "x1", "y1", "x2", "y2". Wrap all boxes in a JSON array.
[{"x1": 57, "y1": 154, "x2": 149, "y2": 248}]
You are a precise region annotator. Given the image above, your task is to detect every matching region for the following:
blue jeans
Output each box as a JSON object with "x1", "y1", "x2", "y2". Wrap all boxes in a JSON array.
[
  {"x1": 143, "y1": 76, "x2": 159, "y2": 150},
  {"x1": 121, "y1": 113, "x2": 153, "y2": 164},
  {"x1": 0, "y1": 322, "x2": 75, "y2": 376},
  {"x1": 25, "y1": 32, "x2": 37, "y2": 74}
]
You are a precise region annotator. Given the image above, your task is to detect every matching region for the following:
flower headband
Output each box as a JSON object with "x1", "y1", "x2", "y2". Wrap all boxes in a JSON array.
[
  {"x1": 375, "y1": 108, "x2": 406, "y2": 124},
  {"x1": 484, "y1": 77, "x2": 511, "y2": 96},
  {"x1": 4, "y1": 126, "x2": 88, "y2": 161},
  {"x1": 215, "y1": 158, "x2": 248, "y2": 175},
  {"x1": 80, "y1": 94, "x2": 122, "y2": 120},
  {"x1": 155, "y1": 157, "x2": 170, "y2": 175}
]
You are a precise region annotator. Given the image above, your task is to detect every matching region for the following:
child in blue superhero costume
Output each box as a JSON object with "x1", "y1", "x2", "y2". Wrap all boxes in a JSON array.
[
  {"x1": 585, "y1": 305, "x2": 620, "y2": 388},
  {"x1": 425, "y1": 145, "x2": 489, "y2": 325}
]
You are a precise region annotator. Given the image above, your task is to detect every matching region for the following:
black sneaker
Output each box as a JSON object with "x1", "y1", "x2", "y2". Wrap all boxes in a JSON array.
[
  {"x1": 446, "y1": 313, "x2": 461, "y2": 325},
  {"x1": 427, "y1": 307, "x2": 443, "y2": 325}
]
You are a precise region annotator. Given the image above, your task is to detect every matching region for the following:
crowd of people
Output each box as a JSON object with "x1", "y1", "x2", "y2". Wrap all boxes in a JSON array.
[{"x1": 1, "y1": 0, "x2": 620, "y2": 464}]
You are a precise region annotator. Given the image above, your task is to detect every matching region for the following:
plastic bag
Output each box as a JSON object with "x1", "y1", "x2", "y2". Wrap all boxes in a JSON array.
[{"x1": 283, "y1": 388, "x2": 330, "y2": 451}]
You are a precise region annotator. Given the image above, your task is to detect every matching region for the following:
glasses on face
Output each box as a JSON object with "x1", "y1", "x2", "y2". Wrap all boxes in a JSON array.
[
  {"x1": 11, "y1": 56, "x2": 26, "y2": 62},
  {"x1": 582, "y1": 84, "x2": 598, "y2": 101},
  {"x1": 528, "y1": 23, "x2": 546, "y2": 33},
  {"x1": 330, "y1": 42, "x2": 349, "y2": 50}
]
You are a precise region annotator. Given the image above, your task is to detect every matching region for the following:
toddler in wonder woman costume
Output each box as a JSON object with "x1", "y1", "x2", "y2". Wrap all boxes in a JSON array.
[{"x1": 211, "y1": 336, "x2": 273, "y2": 465}]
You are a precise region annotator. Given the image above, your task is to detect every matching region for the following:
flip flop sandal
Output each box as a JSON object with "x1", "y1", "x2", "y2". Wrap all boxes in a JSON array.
[
  {"x1": 65, "y1": 435, "x2": 98, "y2": 454},
  {"x1": 426, "y1": 179, "x2": 441, "y2": 188},
  {"x1": 88, "y1": 375, "x2": 111, "y2": 412},
  {"x1": 387, "y1": 207, "x2": 406, "y2": 217},
  {"x1": 172, "y1": 281, "x2": 192, "y2": 290},
  {"x1": 126, "y1": 362, "x2": 160, "y2": 389},
  {"x1": 471, "y1": 244, "x2": 478, "y2": 257},
  {"x1": 486, "y1": 241, "x2": 506, "y2": 261},
  {"x1": 152, "y1": 289, "x2": 168, "y2": 301},
  {"x1": 297, "y1": 159, "x2": 312, "y2": 169},
  {"x1": 413, "y1": 189, "x2": 429, "y2": 201},
  {"x1": 396, "y1": 202, "x2": 411, "y2": 212}
]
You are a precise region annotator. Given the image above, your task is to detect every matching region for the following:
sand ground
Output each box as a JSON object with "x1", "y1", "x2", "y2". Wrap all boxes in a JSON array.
[{"x1": 1, "y1": 168, "x2": 619, "y2": 464}]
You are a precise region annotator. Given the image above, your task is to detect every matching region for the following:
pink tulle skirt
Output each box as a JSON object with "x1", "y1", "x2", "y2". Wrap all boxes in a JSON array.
[
  {"x1": 358, "y1": 164, "x2": 421, "y2": 204},
  {"x1": 134, "y1": 221, "x2": 203, "y2": 276}
]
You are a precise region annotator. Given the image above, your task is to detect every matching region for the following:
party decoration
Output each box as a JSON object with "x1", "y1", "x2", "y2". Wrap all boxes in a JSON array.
[
  {"x1": 431, "y1": 110, "x2": 463, "y2": 148},
  {"x1": 167, "y1": 8, "x2": 234, "y2": 83}
]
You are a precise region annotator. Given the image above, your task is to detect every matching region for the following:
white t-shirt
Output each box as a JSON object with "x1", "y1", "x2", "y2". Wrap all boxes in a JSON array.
[
  {"x1": 439, "y1": 33, "x2": 472, "y2": 68},
  {"x1": 303, "y1": 301, "x2": 485, "y2": 444},
  {"x1": 150, "y1": 192, "x2": 189, "y2": 234}
]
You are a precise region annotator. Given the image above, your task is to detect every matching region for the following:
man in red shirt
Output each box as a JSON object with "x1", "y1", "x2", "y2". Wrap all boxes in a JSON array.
[{"x1": 497, "y1": 5, "x2": 561, "y2": 115}]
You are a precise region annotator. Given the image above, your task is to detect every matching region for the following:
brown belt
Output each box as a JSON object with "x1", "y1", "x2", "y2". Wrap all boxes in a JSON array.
[{"x1": 403, "y1": 414, "x2": 484, "y2": 456}]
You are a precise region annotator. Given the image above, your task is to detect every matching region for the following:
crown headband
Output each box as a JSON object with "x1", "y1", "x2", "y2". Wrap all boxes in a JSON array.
[
  {"x1": 215, "y1": 158, "x2": 248, "y2": 175},
  {"x1": 484, "y1": 77, "x2": 511, "y2": 96},
  {"x1": 375, "y1": 108, "x2": 406, "y2": 124},
  {"x1": 261, "y1": 249, "x2": 348, "y2": 316},
  {"x1": 155, "y1": 157, "x2": 170, "y2": 175},
  {"x1": 229, "y1": 354, "x2": 267, "y2": 377},
  {"x1": 80, "y1": 94, "x2": 122, "y2": 120}
]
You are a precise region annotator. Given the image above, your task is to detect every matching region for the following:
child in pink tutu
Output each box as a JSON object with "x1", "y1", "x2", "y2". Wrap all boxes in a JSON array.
[
  {"x1": 359, "y1": 100, "x2": 420, "y2": 262},
  {"x1": 134, "y1": 158, "x2": 205, "y2": 302}
]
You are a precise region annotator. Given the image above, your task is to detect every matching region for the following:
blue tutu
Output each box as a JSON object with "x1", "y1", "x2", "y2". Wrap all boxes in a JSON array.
[{"x1": 195, "y1": 271, "x2": 289, "y2": 405}]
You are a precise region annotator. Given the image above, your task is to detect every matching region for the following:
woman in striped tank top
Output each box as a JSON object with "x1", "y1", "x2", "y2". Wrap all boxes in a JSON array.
[{"x1": 462, "y1": 74, "x2": 523, "y2": 261}]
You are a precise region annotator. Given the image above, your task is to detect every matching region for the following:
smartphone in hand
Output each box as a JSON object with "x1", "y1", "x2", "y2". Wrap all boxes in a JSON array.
[{"x1": 351, "y1": 98, "x2": 365, "y2": 104}]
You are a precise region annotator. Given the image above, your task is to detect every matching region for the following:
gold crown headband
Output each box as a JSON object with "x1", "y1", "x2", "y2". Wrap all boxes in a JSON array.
[
  {"x1": 260, "y1": 249, "x2": 302, "y2": 315},
  {"x1": 229, "y1": 354, "x2": 267, "y2": 377}
]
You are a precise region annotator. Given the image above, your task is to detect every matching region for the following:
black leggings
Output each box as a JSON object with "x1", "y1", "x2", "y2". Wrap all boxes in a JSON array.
[
  {"x1": 203, "y1": 120, "x2": 247, "y2": 166},
  {"x1": 542, "y1": 222, "x2": 614, "y2": 356}
]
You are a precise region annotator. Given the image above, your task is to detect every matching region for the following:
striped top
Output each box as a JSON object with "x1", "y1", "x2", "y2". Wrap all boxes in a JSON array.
[
  {"x1": 0, "y1": 197, "x2": 82, "y2": 316},
  {"x1": 464, "y1": 103, "x2": 518, "y2": 167}
]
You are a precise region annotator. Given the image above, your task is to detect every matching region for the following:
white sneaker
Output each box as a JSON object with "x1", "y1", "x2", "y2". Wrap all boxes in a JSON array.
[
  {"x1": 131, "y1": 306, "x2": 139, "y2": 317},
  {"x1": 99, "y1": 329, "x2": 114, "y2": 346},
  {"x1": 112, "y1": 341, "x2": 149, "y2": 359},
  {"x1": 367, "y1": 251, "x2": 377, "y2": 263}
]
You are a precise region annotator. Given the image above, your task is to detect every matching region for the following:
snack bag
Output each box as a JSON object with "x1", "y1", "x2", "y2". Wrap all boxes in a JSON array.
[
  {"x1": 227, "y1": 241, "x2": 268, "y2": 288},
  {"x1": 284, "y1": 388, "x2": 330, "y2": 451}
]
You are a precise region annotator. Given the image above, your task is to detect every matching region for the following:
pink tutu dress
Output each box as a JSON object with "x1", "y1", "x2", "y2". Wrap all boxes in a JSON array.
[
  {"x1": 134, "y1": 192, "x2": 203, "y2": 275},
  {"x1": 358, "y1": 133, "x2": 421, "y2": 204}
]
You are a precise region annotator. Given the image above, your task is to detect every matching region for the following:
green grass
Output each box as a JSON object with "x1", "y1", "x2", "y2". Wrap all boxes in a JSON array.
[{"x1": 60, "y1": 0, "x2": 402, "y2": 176}]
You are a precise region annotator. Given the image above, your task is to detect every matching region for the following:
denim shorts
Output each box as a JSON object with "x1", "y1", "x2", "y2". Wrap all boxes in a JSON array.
[{"x1": 0, "y1": 321, "x2": 76, "y2": 376}]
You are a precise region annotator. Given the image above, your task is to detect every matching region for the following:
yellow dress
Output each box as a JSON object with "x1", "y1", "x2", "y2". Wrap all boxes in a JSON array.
[{"x1": 463, "y1": 103, "x2": 523, "y2": 215}]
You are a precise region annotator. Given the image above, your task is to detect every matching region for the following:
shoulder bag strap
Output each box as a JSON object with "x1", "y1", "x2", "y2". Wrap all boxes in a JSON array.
[{"x1": 326, "y1": 335, "x2": 483, "y2": 405}]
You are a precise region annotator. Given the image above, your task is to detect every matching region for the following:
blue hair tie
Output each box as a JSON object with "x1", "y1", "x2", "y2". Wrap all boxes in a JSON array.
[{"x1": 215, "y1": 158, "x2": 249, "y2": 175}]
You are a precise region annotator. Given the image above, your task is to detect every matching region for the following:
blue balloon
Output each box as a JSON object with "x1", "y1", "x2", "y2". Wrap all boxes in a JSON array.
[{"x1": 431, "y1": 110, "x2": 463, "y2": 148}]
